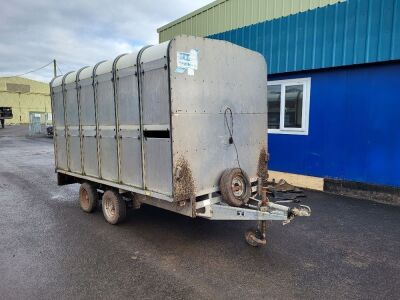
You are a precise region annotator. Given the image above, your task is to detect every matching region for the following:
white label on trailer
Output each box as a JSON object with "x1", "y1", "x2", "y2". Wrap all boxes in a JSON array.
[
  {"x1": 189, "y1": 49, "x2": 198, "y2": 70},
  {"x1": 176, "y1": 49, "x2": 198, "y2": 76}
]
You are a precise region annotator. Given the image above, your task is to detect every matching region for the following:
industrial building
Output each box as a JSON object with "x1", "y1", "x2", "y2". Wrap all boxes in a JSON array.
[
  {"x1": 158, "y1": 0, "x2": 400, "y2": 202},
  {"x1": 0, "y1": 77, "x2": 51, "y2": 124}
]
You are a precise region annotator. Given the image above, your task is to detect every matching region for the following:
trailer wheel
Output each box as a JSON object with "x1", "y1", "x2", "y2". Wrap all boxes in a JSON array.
[
  {"x1": 220, "y1": 168, "x2": 251, "y2": 207},
  {"x1": 79, "y1": 182, "x2": 98, "y2": 213},
  {"x1": 102, "y1": 190, "x2": 126, "y2": 225}
]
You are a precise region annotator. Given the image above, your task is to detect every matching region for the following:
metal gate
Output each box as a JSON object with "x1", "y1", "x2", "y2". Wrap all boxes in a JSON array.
[{"x1": 28, "y1": 112, "x2": 51, "y2": 136}]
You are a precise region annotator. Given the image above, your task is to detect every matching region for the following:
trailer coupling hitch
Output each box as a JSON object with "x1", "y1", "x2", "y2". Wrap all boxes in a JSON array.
[{"x1": 283, "y1": 205, "x2": 312, "y2": 225}]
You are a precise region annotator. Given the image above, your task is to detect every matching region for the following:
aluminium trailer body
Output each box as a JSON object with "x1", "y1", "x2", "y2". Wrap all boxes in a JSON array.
[{"x1": 50, "y1": 35, "x2": 310, "y2": 246}]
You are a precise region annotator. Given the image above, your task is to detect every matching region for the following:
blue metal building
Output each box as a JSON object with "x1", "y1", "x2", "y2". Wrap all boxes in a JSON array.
[{"x1": 160, "y1": 0, "x2": 400, "y2": 201}]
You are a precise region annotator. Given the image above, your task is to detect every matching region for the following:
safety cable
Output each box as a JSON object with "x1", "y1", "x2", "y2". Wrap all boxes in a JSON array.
[{"x1": 224, "y1": 107, "x2": 242, "y2": 172}]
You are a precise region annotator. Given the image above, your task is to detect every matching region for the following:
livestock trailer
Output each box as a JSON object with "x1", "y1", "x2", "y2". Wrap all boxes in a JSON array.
[{"x1": 50, "y1": 35, "x2": 310, "y2": 246}]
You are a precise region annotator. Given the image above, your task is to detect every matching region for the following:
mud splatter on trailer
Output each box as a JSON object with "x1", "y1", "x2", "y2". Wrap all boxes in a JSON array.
[
  {"x1": 257, "y1": 146, "x2": 268, "y2": 184},
  {"x1": 173, "y1": 156, "x2": 195, "y2": 202}
]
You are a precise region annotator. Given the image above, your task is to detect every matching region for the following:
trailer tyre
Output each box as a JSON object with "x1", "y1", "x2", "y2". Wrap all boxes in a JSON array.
[
  {"x1": 220, "y1": 168, "x2": 251, "y2": 207},
  {"x1": 79, "y1": 182, "x2": 98, "y2": 213},
  {"x1": 102, "y1": 190, "x2": 126, "y2": 225}
]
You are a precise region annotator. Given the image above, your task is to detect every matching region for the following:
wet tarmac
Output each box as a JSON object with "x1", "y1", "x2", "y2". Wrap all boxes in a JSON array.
[{"x1": 1, "y1": 125, "x2": 399, "y2": 299}]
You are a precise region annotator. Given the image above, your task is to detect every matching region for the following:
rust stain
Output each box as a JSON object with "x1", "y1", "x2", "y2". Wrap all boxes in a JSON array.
[
  {"x1": 257, "y1": 146, "x2": 268, "y2": 185},
  {"x1": 173, "y1": 156, "x2": 195, "y2": 202}
]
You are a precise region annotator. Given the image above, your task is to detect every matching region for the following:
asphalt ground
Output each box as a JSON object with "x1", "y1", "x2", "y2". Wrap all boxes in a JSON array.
[{"x1": 1, "y1": 125, "x2": 399, "y2": 299}]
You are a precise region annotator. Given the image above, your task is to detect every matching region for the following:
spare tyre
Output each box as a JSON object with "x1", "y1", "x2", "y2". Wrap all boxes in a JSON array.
[{"x1": 220, "y1": 168, "x2": 251, "y2": 207}]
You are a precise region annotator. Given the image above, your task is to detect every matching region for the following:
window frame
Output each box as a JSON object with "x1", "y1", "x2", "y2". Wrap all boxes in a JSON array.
[{"x1": 267, "y1": 77, "x2": 311, "y2": 135}]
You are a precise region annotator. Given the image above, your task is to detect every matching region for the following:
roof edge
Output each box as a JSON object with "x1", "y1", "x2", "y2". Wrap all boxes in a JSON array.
[
  {"x1": 157, "y1": 0, "x2": 223, "y2": 32},
  {"x1": 0, "y1": 76, "x2": 48, "y2": 85}
]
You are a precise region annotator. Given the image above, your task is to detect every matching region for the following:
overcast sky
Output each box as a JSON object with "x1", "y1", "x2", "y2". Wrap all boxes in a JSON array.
[{"x1": 0, "y1": 0, "x2": 212, "y2": 82}]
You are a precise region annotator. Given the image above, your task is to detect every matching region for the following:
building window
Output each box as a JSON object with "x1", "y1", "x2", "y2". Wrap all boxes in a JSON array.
[{"x1": 267, "y1": 78, "x2": 311, "y2": 135}]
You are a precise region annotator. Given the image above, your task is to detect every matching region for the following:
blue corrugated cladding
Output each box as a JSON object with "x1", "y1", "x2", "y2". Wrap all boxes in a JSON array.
[
  {"x1": 267, "y1": 62, "x2": 400, "y2": 187},
  {"x1": 210, "y1": 0, "x2": 400, "y2": 74}
]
